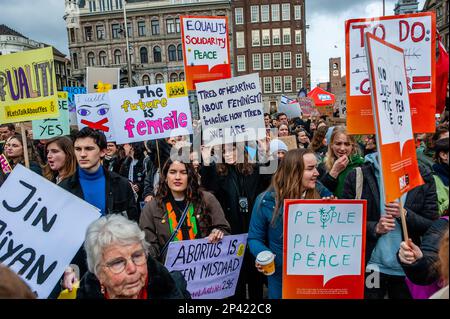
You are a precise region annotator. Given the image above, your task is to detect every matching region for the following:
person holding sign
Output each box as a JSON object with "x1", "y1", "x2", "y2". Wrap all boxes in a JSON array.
[
  {"x1": 4, "y1": 134, "x2": 43, "y2": 175},
  {"x1": 139, "y1": 156, "x2": 231, "y2": 262},
  {"x1": 74, "y1": 214, "x2": 190, "y2": 299},
  {"x1": 42, "y1": 136, "x2": 77, "y2": 184},
  {"x1": 248, "y1": 149, "x2": 333, "y2": 299}
]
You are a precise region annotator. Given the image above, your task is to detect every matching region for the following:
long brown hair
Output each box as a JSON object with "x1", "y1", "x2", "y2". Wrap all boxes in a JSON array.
[
  {"x1": 437, "y1": 229, "x2": 449, "y2": 285},
  {"x1": 271, "y1": 148, "x2": 320, "y2": 225},
  {"x1": 216, "y1": 143, "x2": 255, "y2": 176},
  {"x1": 324, "y1": 126, "x2": 359, "y2": 171},
  {"x1": 6, "y1": 134, "x2": 42, "y2": 166},
  {"x1": 309, "y1": 125, "x2": 328, "y2": 153},
  {"x1": 42, "y1": 136, "x2": 77, "y2": 182}
]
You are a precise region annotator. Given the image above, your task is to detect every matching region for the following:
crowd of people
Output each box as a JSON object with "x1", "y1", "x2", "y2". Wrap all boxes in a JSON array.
[{"x1": 0, "y1": 109, "x2": 448, "y2": 300}]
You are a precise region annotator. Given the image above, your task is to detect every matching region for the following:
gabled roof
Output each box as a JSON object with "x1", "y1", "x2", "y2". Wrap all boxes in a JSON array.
[{"x1": 0, "y1": 24, "x2": 27, "y2": 38}]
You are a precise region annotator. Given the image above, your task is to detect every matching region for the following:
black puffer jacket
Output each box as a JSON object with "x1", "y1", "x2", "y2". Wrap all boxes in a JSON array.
[
  {"x1": 76, "y1": 256, "x2": 191, "y2": 299},
  {"x1": 342, "y1": 162, "x2": 439, "y2": 264}
]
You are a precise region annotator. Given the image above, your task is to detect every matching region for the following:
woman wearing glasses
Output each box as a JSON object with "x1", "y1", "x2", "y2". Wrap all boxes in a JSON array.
[{"x1": 75, "y1": 214, "x2": 190, "y2": 299}]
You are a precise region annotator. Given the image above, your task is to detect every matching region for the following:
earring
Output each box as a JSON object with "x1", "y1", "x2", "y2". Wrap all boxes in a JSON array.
[{"x1": 101, "y1": 284, "x2": 105, "y2": 294}]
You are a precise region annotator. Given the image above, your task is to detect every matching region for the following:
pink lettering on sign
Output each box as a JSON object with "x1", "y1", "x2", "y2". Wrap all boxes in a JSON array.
[
  {"x1": 124, "y1": 111, "x2": 188, "y2": 138},
  {"x1": 0, "y1": 154, "x2": 12, "y2": 174}
]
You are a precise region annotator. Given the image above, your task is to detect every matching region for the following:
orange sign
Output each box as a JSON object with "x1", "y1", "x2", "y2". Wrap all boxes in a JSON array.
[
  {"x1": 181, "y1": 16, "x2": 232, "y2": 91},
  {"x1": 283, "y1": 199, "x2": 367, "y2": 299},
  {"x1": 365, "y1": 33, "x2": 424, "y2": 202},
  {"x1": 346, "y1": 12, "x2": 436, "y2": 134}
]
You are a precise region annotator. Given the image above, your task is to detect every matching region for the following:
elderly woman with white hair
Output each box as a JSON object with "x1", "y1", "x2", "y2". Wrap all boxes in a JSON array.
[{"x1": 75, "y1": 214, "x2": 190, "y2": 299}]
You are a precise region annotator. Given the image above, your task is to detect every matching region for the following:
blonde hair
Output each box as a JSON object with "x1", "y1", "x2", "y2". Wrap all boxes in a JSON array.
[{"x1": 324, "y1": 126, "x2": 359, "y2": 171}]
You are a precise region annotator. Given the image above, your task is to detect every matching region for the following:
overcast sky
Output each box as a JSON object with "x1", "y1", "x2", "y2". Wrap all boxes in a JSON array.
[{"x1": 0, "y1": 0, "x2": 426, "y2": 88}]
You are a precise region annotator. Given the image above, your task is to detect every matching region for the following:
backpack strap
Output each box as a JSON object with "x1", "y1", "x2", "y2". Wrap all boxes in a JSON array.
[{"x1": 355, "y1": 167, "x2": 363, "y2": 200}]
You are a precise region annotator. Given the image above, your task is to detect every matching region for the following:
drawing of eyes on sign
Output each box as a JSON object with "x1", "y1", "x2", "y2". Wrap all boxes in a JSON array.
[{"x1": 74, "y1": 93, "x2": 116, "y2": 142}]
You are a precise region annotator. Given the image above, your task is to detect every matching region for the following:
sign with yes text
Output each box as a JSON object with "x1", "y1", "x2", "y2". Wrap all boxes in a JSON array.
[{"x1": 32, "y1": 92, "x2": 70, "y2": 140}]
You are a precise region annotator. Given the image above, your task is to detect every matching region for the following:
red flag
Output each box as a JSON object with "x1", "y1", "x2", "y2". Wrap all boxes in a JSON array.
[{"x1": 436, "y1": 35, "x2": 449, "y2": 114}]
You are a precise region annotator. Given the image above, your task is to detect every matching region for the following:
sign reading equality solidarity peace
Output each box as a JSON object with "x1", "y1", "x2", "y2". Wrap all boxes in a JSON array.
[
  {"x1": 345, "y1": 12, "x2": 436, "y2": 134},
  {"x1": 32, "y1": 92, "x2": 70, "y2": 140},
  {"x1": 0, "y1": 47, "x2": 59, "y2": 124},
  {"x1": 108, "y1": 82, "x2": 193, "y2": 144},
  {"x1": 0, "y1": 165, "x2": 101, "y2": 298},
  {"x1": 365, "y1": 33, "x2": 424, "y2": 202},
  {"x1": 165, "y1": 234, "x2": 247, "y2": 299},
  {"x1": 283, "y1": 200, "x2": 367, "y2": 299},
  {"x1": 196, "y1": 73, "x2": 265, "y2": 146}
]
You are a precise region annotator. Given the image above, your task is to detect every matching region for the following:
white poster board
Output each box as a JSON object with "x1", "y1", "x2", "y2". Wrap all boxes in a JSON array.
[
  {"x1": 0, "y1": 165, "x2": 101, "y2": 298},
  {"x1": 196, "y1": 74, "x2": 265, "y2": 146},
  {"x1": 165, "y1": 234, "x2": 247, "y2": 299}
]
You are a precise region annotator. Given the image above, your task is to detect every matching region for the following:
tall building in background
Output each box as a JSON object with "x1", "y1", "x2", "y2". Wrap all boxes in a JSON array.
[
  {"x1": 423, "y1": 0, "x2": 449, "y2": 50},
  {"x1": 66, "y1": 0, "x2": 231, "y2": 87},
  {"x1": 394, "y1": 0, "x2": 419, "y2": 15},
  {"x1": 231, "y1": 0, "x2": 308, "y2": 113}
]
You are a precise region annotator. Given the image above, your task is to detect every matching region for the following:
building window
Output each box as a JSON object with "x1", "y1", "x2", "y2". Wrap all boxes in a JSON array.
[
  {"x1": 138, "y1": 21, "x2": 146, "y2": 36},
  {"x1": 84, "y1": 26, "x2": 93, "y2": 41},
  {"x1": 151, "y1": 20, "x2": 160, "y2": 35},
  {"x1": 166, "y1": 18, "x2": 176, "y2": 34},
  {"x1": 296, "y1": 78, "x2": 303, "y2": 92},
  {"x1": 295, "y1": 30, "x2": 302, "y2": 44},
  {"x1": 89, "y1": 0, "x2": 97, "y2": 12},
  {"x1": 263, "y1": 53, "x2": 271, "y2": 69},
  {"x1": 263, "y1": 77, "x2": 272, "y2": 93},
  {"x1": 112, "y1": 24, "x2": 121, "y2": 39},
  {"x1": 99, "y1": 0, "x2": 106, "y2": 11},
  {"x1": 179, "y1": 72, "x2": 185, "y2": 81},
  {"x1": 296, "y1": 53, "x2": 303, "y2": 68},
  {"x1": 142, "y1": 75, "x2": 150, "y2": 85},
  {"x1": 294, "y1": 5, "x2": 302, "y2": 20},
  {"x1": 87, "y1": 52, "x2": 95, "y2": 66},
  {"x1": 261, "y1": 5, "x2": 270, "y2": 22},
  {"x1": 262, "y1": 29, "x2": 270, "y2": 46},
  {"x1": 251, "y1": 6, "x2": 259, "y2": 23},
  {"x1": 153, "y1": 46, "x2": 162, "y2": 63},
  {"x1": 99, "y1": 51, "x2": 107, "y2": 66},
  {"x1": 70, "y1": 29, "x2": 76, "y2": 43},
  {"x1": 115, "y1": 0, "x2": 122, "y2": 10},
  {"x1": 282, "y1": 3, "x2": 291, "y2": 21},
  {"x1": 272, "y1": 29, "x2": 281, "y2": 45},
  {"x1": 283, "y1": 52, "x2": 292, "y2": 69},
  {"x1": 155, "y1": 74, "x2": 164, "y2": 84},
  {"x1": 236, "y1": 32, "x2": 245, "y2": 48},
  {"x1": 96, "y1": 25, "x2": 105, "y2": 40},
  {"x1": 114, "y1": 49, "x2": 121, "y2": 64},
  {"x1": 73, "y1": 53, "x2": 78, "y2": 69},
  {"x1": 273, "y1": 52, "x2": 282, "y2": 69},
  {"x1": 235, "y1": 8, "x2": 244, "y2": 25},
  {"x1": 107, "y1": 0, "x2": 112, "y2": 10},
  {"x1": 140, "y1": 47, "x2": 148, "y2": 64},
  {"x1": 237, "y1": 55, "x2": 246, "y2": 72},
  {"x1": 251, "y1": 30, "x2": 260, "y2": 47},
  {"x1": 252, "y1": 54, "x2": 261, "y2": 70},
  {"x1": 168, "y1": 45, "x2": 177, "y2": 61},
  {"x1": 175, "y1": 18, "x2": 181, "y2": 33},
  {"x1": 284, "y1": 76, "x2": 292, "y2": 92},
  {"x1": 271, "y1": 4, "x2": 280, "y2": 21},
  {"x1": 283, "y1": 28, "x2": 291, "y2": 45},
  {"x1": 177, "y1": 44, "x2": 183, "y2": 61},
  {"x1": 170, "y1": 73, "x2": 178, "y2": 82},
  {"x1": 274, "y1": 76, "x2": 282, "y2": 93},
  {"x1": 127, "y1": 22, "x2": 132, "y2": 37}
]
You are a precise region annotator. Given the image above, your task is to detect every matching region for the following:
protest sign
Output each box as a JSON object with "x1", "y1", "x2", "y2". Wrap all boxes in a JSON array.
[
  {"x1": 283, "y1": 199, "x2": 367, "y2": 299},
  {"x1": 346, "y1": 12, "x2": 436, "y2": 134},
  {"x1": 63, "y1": 86, "x2": 86, "y2": 125},
  {"x1": 32, "y1": 92, "x2": 70, "y2": 140},
  {"x1": 75, "y1": 92, "x2": 116, "y2": 142},
  {"x1": 0, "y1": 47, "x2": 58, "y2": 124},
  {"x1": 108, "y1": 81, "x2": 193, "y2": 144},
  {"x1": 196, "y1": 74, "x2": 265, "y2": 146},
  {"x1": 0, "y1": 164, "x2": 100, "y2": 298},
  {"x1": 165, "y1": 234, "x2": 247, "y2": 299},
  {"x1": 365, "y1": 33, "x2": 423, "y2": 202},
  {"x1": 297, "y1": 97, "x2": 320, "y2": 117},
  {"x1": 0, "y1": 154, "x2": 12, "y2": 174},
  {"x1": 278, "y1": 95, "x2": 302, "y2": 119},
  {"x1": 181, "y1": 16, "x2": 232, "y2": 90},
  {"x1": 279, "y1": 136, "x2": 298, "y2": 150},
  {"x1": 86, "y1": 67, "x2": 120, "y2": 93}
]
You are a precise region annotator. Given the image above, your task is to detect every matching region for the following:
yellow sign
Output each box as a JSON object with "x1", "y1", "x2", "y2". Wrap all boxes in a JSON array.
[
  {"x1": 0, "y1": 47, "x2": 59, "y2": 124},
  {"x1": 166, "y1": 81, "x2": 188, "y2": 98}
]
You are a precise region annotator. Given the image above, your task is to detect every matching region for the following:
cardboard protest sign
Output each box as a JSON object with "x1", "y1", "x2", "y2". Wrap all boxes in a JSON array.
[
  {"x1": 108, "y1": 82, "x2": 193, "y2": 144},
  {"x1": 0, "y1": 47, "x2": 59, "y2": 124},
  {"x1": 181, "y1": 16, "x2": 232, "y2": 91},
  {"x1": 32, "y1": 92, "x2": 70, "y2": 140},
  {"x1": 279, "y1": 95, "x2": 302, "y2": 119},
  {"x1": 165, "y1": 234, "x2": 247, "y2": 299},
  {"x1": 279, "y1": 136, "x2": 298, "y2": 151},
  {"x1": 0, "y1": 154, "x2": 12, "y2": 174},
  {"x1": 75, "y1": 92, "x2": 116, "y2": 142},
  {"x1": 0, "y1": 164, "x2": 101, "y2": 298},
  {"x1": 63, "y1": 86, "x2": 86, "y2": 125},
  {"x1": 346, "y1": 12, "x2": 436, "y2": 134},
  {"x1": 196, "y1": 73, "x2": 265, "y2": 146},
  {"x1": 297, "y1": 97, "x2": 320, "y2": 117},
  {"x1": 365, "y1": 33, "x2": 424, "y2": 202},
  {"x1": 86, "y1": 67, "x2": 120, "y2": 93},
  {"x1": 283, "y1": 200, "x2": 367, "y2": 299}
]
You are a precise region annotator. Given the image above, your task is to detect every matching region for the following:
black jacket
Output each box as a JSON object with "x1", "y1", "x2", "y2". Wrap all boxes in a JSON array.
[
  {"x1": 342, "y1": 162, "x2": 439, "y2": 265},
  {"x1": 76, "y1": 256, "x2": 190, "y2": 299},
  {"x1": 119, "y1": 157, "x2": 146, "y2": 201}
]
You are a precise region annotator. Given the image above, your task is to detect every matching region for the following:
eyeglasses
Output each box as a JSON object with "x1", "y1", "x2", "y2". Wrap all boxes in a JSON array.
[{"x1": 102, "y1": 249, "x2": 147, "y2": 274}]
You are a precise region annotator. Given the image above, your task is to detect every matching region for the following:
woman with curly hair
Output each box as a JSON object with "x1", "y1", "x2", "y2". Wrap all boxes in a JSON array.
[{"x1": 139, "y1": 157, "x2": 230, "y2": 262}]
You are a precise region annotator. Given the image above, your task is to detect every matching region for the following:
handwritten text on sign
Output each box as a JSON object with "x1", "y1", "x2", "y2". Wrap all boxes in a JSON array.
[
  {"x1": 0, "y1": 165, "x2": 100, "y2": 298},
  {"x1": 165, "y1": 234, "x2": 247, "y2": 299},
  {"x1": 32, "y1": 92, "x2": 70, "y2": 140}
]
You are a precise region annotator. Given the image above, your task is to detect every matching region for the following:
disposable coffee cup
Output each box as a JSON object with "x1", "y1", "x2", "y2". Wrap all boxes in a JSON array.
[{"x1": 256, "y1": 251, "x2": 275, "y2": 276}]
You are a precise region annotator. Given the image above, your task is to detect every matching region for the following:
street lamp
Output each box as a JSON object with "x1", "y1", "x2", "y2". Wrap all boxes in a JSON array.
[{"x1": 123, "y1": 0, "x2": 133, "y2": 87}]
